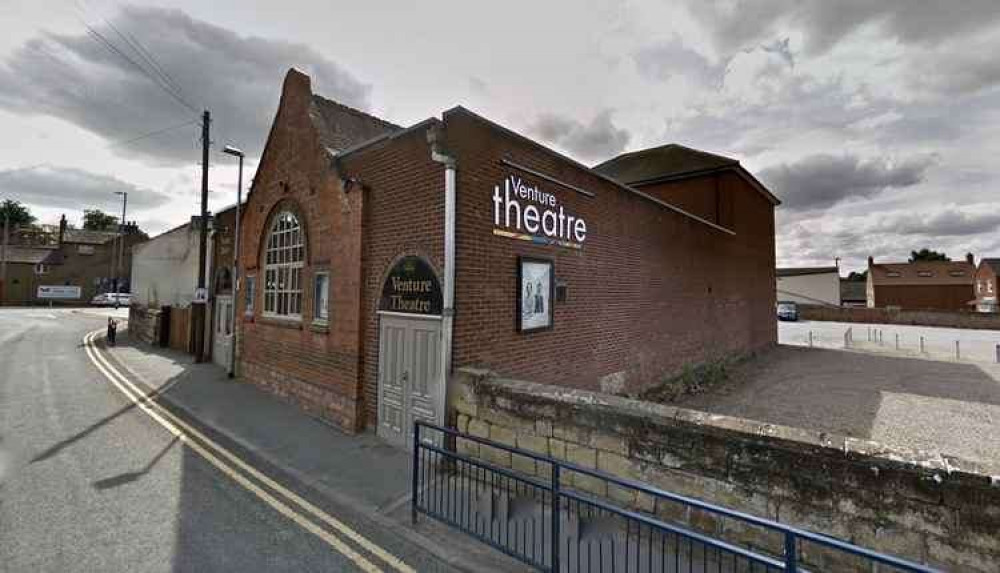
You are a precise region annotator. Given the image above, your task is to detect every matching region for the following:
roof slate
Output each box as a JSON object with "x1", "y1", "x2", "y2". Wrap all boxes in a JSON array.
[
  {"x1": 309, "y1": 95, "x2": 401, "y2": 154},
  {"x1": 62, "y1": 228, "x2": 116, "y2": 245},
  {"x1": 592, "y1": 144, "x2": 739, "y2": 184},
  {"x1": 2, "y1": 245, "x2": 57, "y2": 264},
  {"x1": 869, "y1": 261, "x2": 975, "y2": 286},
  {"x1": 776, "y1": 266, "x2": 839, "y2": 277},
  {"x1": 979, "y1": 258, "x2": 1000, "y2": 274}
]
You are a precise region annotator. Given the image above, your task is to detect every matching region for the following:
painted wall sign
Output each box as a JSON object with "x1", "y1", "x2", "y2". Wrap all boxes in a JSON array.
[
  {"x1": 492, "y1": 175, "x2": 587, "y2": 249},
  {"x1": 379, "y1": 256, "x2": 443, "y2": 315},
  {"x1": 37, "y1": 285, "x2": 81, "y2": 299}
]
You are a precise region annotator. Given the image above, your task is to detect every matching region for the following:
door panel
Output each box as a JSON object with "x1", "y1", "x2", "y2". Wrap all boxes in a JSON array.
[
  {"x1": 212, "y1": 296, "x2": 232, "y2": 368},
  {"x1": 377, "y1": 315, "x2": 442, "y2": 449}
]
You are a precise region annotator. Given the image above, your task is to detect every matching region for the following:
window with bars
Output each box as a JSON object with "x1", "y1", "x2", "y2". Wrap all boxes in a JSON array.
[{"x1": 263, "y1": 211, "x2": 304, "y2": 318}]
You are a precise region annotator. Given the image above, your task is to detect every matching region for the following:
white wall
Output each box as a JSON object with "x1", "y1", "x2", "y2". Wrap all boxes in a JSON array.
[
  {"x1": 776, "y1": 272, "x2": 841, "y2": 306},
  {"x1": 130, "y1": 225, "x2": 200, "y2": 308}
]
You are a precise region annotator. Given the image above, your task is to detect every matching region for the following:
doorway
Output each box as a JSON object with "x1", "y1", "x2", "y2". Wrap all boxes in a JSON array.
[
  {"x1": 212, "y1": 295, "x2": 233, "y2": 369},
  {"x1": 376, "y1": 313, "x2": 443, "y2": 449}
]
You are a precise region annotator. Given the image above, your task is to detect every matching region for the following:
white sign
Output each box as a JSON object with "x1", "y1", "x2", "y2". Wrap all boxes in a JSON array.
[
  {"x1": 492, "y1": 175, "x2": 587, "y2": 249},
  {"x1": 37, "y1": 285, "x2": 81, "y2": 299}
]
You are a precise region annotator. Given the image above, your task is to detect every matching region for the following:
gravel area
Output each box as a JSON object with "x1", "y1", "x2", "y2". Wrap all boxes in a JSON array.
[{"x1": 676, "y1": 345, "x2": 1000, "y2": 466}]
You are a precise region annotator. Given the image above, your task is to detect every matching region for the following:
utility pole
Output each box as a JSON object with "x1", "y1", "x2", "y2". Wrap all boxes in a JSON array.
[
  {"x1": 194, "y1": 110, "x2": 210, "y2": 362},
  {"x1": 117, "y1": 192, "x2": 127, "y2": 298},
  {"x1": 1, "y1": 212, "x2": 8, "y2": 305}
]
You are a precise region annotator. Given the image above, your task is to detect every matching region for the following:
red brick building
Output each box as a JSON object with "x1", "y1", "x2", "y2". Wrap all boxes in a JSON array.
[
  {"x1": 866, "y1": 255, "x2": 976, "y2": 311},
  {"x1": 236, "y1": 69, "x2": 778, "y2": 444},
  {"x1": 973, "y1": 258, "x2": 999, "y2": 313}
]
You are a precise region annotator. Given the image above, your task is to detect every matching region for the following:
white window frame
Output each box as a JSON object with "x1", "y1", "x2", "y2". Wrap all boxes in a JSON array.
[
  {"x1": 262, "y1": 212, "x2": 305, "y2": 319},
  {"x1": 313, "y1": 270, "x2": 330, "y2": 325},
  {"x1": 244, "y1": 274, "x2": 256, "y2": 316}
]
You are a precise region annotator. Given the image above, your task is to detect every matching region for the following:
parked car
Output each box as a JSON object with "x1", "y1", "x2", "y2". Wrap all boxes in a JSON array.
[
  {"x1": 776, "y1": 301, "x2": 798, "y2": 321},
  {"x1": 90, "y1": 292, "x2": 132, "y2": 307}
]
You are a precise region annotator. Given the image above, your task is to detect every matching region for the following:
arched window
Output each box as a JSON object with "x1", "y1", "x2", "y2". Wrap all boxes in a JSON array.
[{"x1": 263, "y1": 211, "x2": 304, "y2": 317}]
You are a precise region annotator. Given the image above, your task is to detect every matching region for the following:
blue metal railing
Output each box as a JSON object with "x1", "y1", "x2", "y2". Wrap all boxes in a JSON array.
[{"x1": 412, "y1": 420, "x2": 940, "y2": 573}]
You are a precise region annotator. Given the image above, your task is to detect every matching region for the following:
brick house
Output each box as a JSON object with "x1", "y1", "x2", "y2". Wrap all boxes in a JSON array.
[
  {"x1": 865, "y1": 255, "x2": 976, "y2": 311},
  {"x1": 973, "y1": 258, "x2": 999, "y2": 313},
  {"x1": 0, "y1": 216, "x2": 145, "y2": 304},
  {"x1": 236, "y1": 69, "x2": 779, "y2": 443}
]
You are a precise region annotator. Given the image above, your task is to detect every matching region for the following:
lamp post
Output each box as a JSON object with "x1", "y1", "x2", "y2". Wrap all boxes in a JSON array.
[
  {"x1": 222, "y1": 145, "x2": 244, "y2": 378},
  {"x1": 113, "y1": 191, "x2": 128, "y2": 308}
]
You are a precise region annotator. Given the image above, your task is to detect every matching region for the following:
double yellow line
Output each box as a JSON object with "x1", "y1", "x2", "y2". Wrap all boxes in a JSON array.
[{"x1": 83, "y1": 330, "x2": 414, "y2": 573}]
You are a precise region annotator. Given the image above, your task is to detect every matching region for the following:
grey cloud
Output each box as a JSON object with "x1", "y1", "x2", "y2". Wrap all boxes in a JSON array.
[
  {"x1": 684, "y1": 1, "x2": 1000, "y2": 56},
  {"x1": 633, "y1": 38, "x2": 723, "y2": 86},
  {"x1": 761, "y1": 153, "x2": 933, "y2": 211},
  {"x1": 0, "y1": 165, "x2": 171, "y2": 211},
  {"x1": 880, "y1": 209, "x2": 1000, "y2": 237},
  {"x1": 531, "y1": 110, "x2": 630, "y2": 163},
  {"x1": 0, "y1": 5, "x2": 371, "y2": 166}
]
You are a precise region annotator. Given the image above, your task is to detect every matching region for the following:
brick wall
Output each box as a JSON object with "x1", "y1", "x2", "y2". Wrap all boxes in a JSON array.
[
  {"x1": 444, "y1": 109, "x2": 776, "y2": 396},
  {"x1": 452, "y1": 368, "x2": 1000, "y2": 572},
  {"x1": 799, "y1": 304, "x2": 1000, "y2": 329},
  {"x1": 236, "y1": 70, "x2": 366, "y2": 432},
  {"x1": 873, "y1": 284, "x2": 975, "y2": 311}
]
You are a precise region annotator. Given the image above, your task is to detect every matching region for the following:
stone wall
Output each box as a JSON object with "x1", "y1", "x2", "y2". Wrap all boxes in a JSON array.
[
  {"x1": 128, "y1": 305, "x2": 161, "y2": 345},
  {"x1": 800, "y1": 304, "x2": 1000, "y2": 330},
  {"x1": 450, "y1": 368, "x2": 1000, "y2": 572}
]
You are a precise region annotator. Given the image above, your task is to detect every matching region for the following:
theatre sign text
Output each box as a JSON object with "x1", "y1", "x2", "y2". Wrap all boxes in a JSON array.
[{"x1": 492, "y1": 175, "x2": 587, "y2": 249}]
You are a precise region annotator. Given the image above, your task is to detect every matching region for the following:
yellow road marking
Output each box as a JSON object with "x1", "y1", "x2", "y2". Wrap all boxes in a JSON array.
[{"x1": 83, "y1": 330, "x2": 415, "y2": 573}]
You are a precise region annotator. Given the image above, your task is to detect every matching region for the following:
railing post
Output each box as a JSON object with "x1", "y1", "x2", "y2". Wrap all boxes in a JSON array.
[
  {"x1": 412, "y1": 422, "x2": 421, "y2": 525},
  {"x1": 550, "y1": 463, "x2": 561, "y2": 573},
  {"x1": 785, "y1": 531, "x2": 798, "y2": 572}
]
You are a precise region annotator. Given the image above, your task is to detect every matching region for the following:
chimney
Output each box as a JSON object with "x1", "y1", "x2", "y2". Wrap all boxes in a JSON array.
[
  {"x1": 867, "y1": 256, "x2": 874, "y2": 267},
  {"x1": 967, "y1": 252, "x2": 975, "y2": 266},
  {"x1": 58, "y1": 214, "x2": 67, "y2": 244}
]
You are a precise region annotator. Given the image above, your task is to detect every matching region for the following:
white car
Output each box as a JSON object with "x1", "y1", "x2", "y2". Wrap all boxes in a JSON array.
[{"x1": 90, "y1": 292, "x2": 132, "y2": 307}]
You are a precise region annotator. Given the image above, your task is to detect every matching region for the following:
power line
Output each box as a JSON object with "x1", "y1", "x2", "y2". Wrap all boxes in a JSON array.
[
  {"x1": 102, "y1": 15, "x2": 188, "y2": 105},
  {"x1": 109, "y1": 119, "x2": 198, "y2": 148}
]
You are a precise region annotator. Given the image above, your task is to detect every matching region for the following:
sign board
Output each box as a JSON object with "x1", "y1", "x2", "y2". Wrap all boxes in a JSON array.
[
  {"x1": 193, "y1": 287, "x2": 208, "y2": 304},
  {"x1": 492, "y1": 174, "x2": 588, "y2": 249},
  {"x1": 37, "y1": 285, "x2": 81, "y2": 299},
  {"x1": 379, "y1": 256, "x2": 442, "y2": 315}
]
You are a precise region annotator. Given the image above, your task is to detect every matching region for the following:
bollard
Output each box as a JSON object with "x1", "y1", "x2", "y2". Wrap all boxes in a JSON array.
[
  {"x1": 808, "y1": 331, "x2": 813, "y2": 347},
  {"x1": 955, "y1": 340, "x2": 960, "y2": 360},
  {"x1": 920, "y1": 336, "x2": 925, "y2": 353},
  {"x1": 996, "y1": 344, "x2": 999, "y2": 364},
  {"x1": 867, "y1": 327, "x2": 871, "y2": 342},
  {"x1": 895, "y1": 333, "x2": 899, "y2": 350}
]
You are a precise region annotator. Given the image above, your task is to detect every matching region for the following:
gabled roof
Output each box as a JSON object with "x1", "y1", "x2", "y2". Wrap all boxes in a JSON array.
[
  {"x1": 869, "y1": 260, "x2": 975, "y2": 286},
  {"x1": 593, "y1": 143, "x2": 780, "y2": 205},
  {"x1": 979, "y1": 258, "x2": 1000, "y2": 274},
  {"x1": 309, "y1": 94, "x2": 401, "y2": 154},
  {"x1": 776, "y1": 266, "x2": 839, "y2": 277},
  {"x1": 62, "y1": 228, "x2": 116, "y2": 245},
  {"x1": 3, "y1": 245, "x2": 57, "y2": 264},
  {"x1": 593, "y1": 144, "x2": 738, "y2": 184}
]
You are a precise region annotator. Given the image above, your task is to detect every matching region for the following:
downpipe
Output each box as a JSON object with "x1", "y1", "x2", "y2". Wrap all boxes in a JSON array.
[{"x1": 431, "y1": 145, "x2": 456, "y2": 441}]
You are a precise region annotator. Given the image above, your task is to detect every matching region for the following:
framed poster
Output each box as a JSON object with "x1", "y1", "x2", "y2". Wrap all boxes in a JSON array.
[{"x1": 518, "y1": 256, "x2": 554, "y2": 332}]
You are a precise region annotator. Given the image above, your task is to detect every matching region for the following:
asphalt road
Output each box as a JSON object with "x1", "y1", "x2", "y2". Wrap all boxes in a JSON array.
[{"x1": 0, "y1": 308, "x2": 457, "y2": 573}]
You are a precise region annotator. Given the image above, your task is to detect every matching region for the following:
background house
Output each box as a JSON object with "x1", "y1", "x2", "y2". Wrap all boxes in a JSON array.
[
  {"x1": 840, "y1": 279, "x2": 867, "y2": 307},
  {"x1": 974, "y1": 258, "x2": 999, "y2": 313},
  {"x1": 775, "y1": 266, "x2": 841, "y2": 306},
  {"x1": 866, "y1": 255, "x2": 975, "y2": 311}
]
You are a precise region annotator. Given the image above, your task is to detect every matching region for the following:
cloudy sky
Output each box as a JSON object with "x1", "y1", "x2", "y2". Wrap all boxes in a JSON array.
[{"x1": 2, "y1": 1, "x2": 999, "y2": 273}]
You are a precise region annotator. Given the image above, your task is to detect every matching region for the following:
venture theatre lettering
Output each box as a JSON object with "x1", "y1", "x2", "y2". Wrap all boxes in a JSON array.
[
  {"x1": 492, "y1": 175, "x2": 588, "y2": 248},
  {"x1": 379, "y1": 256, "x2": 443, "y2": 316}
]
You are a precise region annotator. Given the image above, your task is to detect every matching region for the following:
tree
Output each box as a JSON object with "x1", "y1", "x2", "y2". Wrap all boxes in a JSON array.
[
  {"x1": 846, "y1": 270, "x2": 868, "y2": 281},
  {"x1": 0, "y1": 199, "x2": 35, "y2": 227},
  {"x1": 909, "y1": 248, "x2": 950, "y2": 262},
  {"x1": 83, "y1": 209, "x2": 119, "y2": 231}
]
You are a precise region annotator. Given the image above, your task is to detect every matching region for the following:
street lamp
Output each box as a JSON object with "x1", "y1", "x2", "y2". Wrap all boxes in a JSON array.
[
  {"x1": 222, "y1": 145, "x2": 244, "y2": 379},
  {"x1": 113, "y1": 190, "x2": 128, "y2": 308}
]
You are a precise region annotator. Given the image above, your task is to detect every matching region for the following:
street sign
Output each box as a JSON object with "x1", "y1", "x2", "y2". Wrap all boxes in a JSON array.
[
  {"x1": 37, "y1": 285, "x2": 81, "y2": 299},
  {"x1": 193, "y1": 287, "x2": 208, "y2": 304}
]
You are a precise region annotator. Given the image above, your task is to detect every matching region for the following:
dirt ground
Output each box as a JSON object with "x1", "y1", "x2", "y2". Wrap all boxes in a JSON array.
[{"x1": 674, "y1": 345, "x2": 1000, "y2": 467}]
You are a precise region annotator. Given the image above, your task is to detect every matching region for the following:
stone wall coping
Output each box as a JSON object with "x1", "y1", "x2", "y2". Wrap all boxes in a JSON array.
[{"x1": 456, "y1": 367, "x2": 1000, "y2": 483}]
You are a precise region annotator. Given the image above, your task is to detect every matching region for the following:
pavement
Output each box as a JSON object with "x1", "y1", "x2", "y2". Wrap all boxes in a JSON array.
[
  {"x1": 0, "y1": 308, "x2": 524, "y2": 572},
  {"x1": 676, "y1": 344, "x2": 1000, "y2": 470}
]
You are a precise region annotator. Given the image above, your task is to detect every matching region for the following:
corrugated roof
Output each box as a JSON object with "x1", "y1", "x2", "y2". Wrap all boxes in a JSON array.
[
  {"x1": 776, "y1": 266, "x2": 839, "y2": 277},
  {"x1": 870, "y1": 261, "x2": 975, "y2": 286},
  {"x1": 2, "y1": 245, "x2": 57, "y2": 264},
  {"x1": 593, "y1": 144, "x2": 739, "y2": 184},
  {"x1": 309, "y1": 95, "x2": 401, "y2": 154}
]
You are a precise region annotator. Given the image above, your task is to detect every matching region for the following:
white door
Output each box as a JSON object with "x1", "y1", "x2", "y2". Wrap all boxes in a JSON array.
[
  {"x1": 213, "y1": 295, "x2": 233, "y2": 368},
  {"x1": 377, "y1": 314, "x2": 442, "y2": 449}
]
